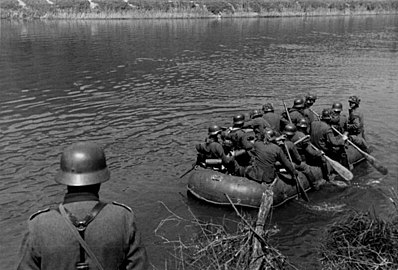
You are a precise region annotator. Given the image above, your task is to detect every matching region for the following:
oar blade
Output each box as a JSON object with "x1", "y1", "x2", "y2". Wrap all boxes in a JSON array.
[
  {"x1": 324, "y1": 155, "x2": 353, "y2": 181},
  {"x1": 364, "y1": 154, "x2": 389, "y2": 175}
]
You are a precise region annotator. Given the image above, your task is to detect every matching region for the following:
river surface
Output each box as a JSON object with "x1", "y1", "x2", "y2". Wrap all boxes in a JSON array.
[{"x1": 1, "y1": 15, "x2": 397, "y2": 269}]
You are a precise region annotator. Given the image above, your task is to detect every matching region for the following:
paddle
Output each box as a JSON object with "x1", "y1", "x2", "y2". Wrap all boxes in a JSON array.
[
  {"x1": 284, "y1": 142, "x2": 309, "y2": 202},
  {"x1": 282, "y1": 100, "x2": 309, "y2": 201},
  {"x1": 310, "y1": 143, "x2": 353, "y2": 182},
  {"x1": 179, "y1": 163, "x2": 197, "y2": 178},
  {"x1": 331, "y1": 126, "x2": 388, "y2": 175}
]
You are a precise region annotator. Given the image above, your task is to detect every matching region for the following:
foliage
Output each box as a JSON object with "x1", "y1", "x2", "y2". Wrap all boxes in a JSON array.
[
  {"x1": 319, "y1": 188, "x2": 398, "y2": 270},
  {"x1": 155, "y1": 202, "x2": 292, "y2": 270},
  {"x1": 1, "y1": 0, "x2": 397, "y2": 19}
]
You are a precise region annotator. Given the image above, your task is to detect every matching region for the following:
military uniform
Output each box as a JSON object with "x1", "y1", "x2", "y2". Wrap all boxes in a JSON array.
[
  {"x1": 331, "y1": 113, "x2": 348, "y2": 134},
  {"x1": 196, "y1": 137, "x2": 234, "y2": 170},
  {"x1": 281, "y1": 108, "x2": 307, "y2": 130},
  {"x1": 17, "y1": 192, "x2": 149, "y2": 270},
  {"x1": 263, "y1": 111, "x2": 282, "y2": 133},
  {"x1": 243, "y1": 141, "x2": 296, "y2": 184},
  {"x1": 303, "y1": 107, "x2": 318, "y2": 123},
  {"x1": 347, "y1": 106, "x2": 368, "y2": 152},
  {"x1": 242, "y1": 117, "x2": 271, "y2": 140}
]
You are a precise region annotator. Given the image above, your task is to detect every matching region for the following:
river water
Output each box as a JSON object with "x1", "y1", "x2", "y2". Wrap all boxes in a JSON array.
[{"x1": 1, "y1": 15, "x2": 397, "y2": 269}]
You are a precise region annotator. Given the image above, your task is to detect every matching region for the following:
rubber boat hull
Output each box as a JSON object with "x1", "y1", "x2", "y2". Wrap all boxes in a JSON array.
[{"x1": 187, "y1": 144, "x2": 364, "y2": 208}]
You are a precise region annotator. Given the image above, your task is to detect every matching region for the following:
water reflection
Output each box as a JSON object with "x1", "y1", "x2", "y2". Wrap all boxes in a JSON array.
[{"x1": 0, "y1": 15, "x2": 397, "y2": 269}]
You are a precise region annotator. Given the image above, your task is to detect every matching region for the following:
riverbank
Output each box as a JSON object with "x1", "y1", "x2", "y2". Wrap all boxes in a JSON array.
[{"x1": 1, "y1": 0, "x2": 397, "y2": 20}]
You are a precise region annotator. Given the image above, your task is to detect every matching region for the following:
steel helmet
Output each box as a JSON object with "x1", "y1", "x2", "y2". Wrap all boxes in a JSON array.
[
  {"x1": 262, "y1": 103, "x2": 274, "y2": 112},
  {"x1": 265, "y1": 129, "x2": 276, "y2": 141},
  {"x1": 305, "y1": 93, "x2": 317, "y2": 101},
  {"x1": 321, "y1": 108, "x2": 332, "y2": 120},
  {"x1": 332, "y1": 102, "x2": 343, "y2": 112},
  {"x1": 297, "y1": 118, "x2": 309, "y2": 128},
  {"x1": 250, "y1": 109, "x2": 262, "y2": 119},
  {"x1": 348, "y1": 95, "x2": 360, "y2": 105},
  {"x1": 55, "y1": 142, "x2": 110, "y2": 186},
  {"x1": 293, "y1": 98, "x2": 305, "y2": 109},
  {"x1": 208, "y1": 125, "x2": 221, "y2": 136},
  {"x1": 283, "y1": 123, "x2": 297, "y2": 136},
  {"x1": 233, "y1": 114, "x2": 245, "y2": 125}
]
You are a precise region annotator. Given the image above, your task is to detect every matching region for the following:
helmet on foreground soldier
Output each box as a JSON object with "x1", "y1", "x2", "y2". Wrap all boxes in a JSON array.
[
  {"x1": 332, "y1": 102, "x2": 343, "y2": 112},
  {"x1": 55, "y1": 142, "x2": 110, "y2": 186},
  {"x1": 293, "y1": 98, "x2": 305, "y2": 109},
  {"x1": 262, "y1": 103, "x2": 274, "y2": 112},
  {"x1": 265, "y1": 129, "x2": 276, "y2": 142},
  {"x1": 348, "y1": 95, "x2": 361, "y2": 105},
  {"x1": 208, "y1": 125, "x2": 221, "y2": 136},
  {"x1": 283, "y1": 124, "x2": 297, "y2": 136},
  {"x1": 321, "y1": 108, "x2": 332, "y2": 120},
  {"x1": 233, "y1": 114, "x2": 245, "y2": 126},
  {"x1": 297, "y1": 118, "x2": 309, "y2": 128},
  {"x1": 250, "y1": 109, "x2": 262, "y2": 119},
  {"x1": 305, "y1": 93, "x2": 317, "y2": 101}
]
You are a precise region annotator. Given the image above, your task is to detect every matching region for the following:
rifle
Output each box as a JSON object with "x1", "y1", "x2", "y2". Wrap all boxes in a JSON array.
[{"x1": 282, "y1": 100, "x2": 293, "y2": 124}]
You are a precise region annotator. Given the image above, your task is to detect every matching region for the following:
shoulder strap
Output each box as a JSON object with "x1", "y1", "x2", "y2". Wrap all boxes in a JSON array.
[{"x1": 59, "y1": 203, "x2": 106, "y2": 270}]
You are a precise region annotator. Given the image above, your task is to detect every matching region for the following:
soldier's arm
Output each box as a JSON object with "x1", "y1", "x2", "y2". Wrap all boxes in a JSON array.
[
  {"x1": 17, "y1": 220, "x2": 41, "y2": 270},
  {"x1": 326, "y1": 128, "x2": 345, "y2": 146},
  {"x1": 125, "y1": 212, "x2": 149, "y2": 270},
  {"x1": 277, "y1": 147, "x2": 297, "y2": 176}
]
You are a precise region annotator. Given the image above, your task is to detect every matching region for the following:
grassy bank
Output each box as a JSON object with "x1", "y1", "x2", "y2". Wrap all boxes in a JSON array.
[{"x1": 1, "y1": 0, "x2": 397, "y2": 19}]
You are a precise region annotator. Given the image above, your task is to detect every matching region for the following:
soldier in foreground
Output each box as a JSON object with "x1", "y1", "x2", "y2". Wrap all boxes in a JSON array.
[{"x1": 17, "y1": 142, "x2": 148, "y2": 270}]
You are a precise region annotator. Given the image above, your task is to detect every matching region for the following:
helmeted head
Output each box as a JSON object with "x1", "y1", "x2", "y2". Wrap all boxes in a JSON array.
[
  {"x1": 321, "y1": 108, "x2": 332, "y2": 121},
  {"x1": 332, "y1": 102, "x2": 343, "y2": 113},
  {"x1": 262, "y1": 103, "x2": 274, "y2": 113},
  {"x1": 297, "y1": 118, "x2": 309, "y2": 129},
  {"x1": 208, "y1": 125, "x2": 221, "y2": 136},
  {"x1": 55, "y1": 142, "x2": 110, "y2": 186},
  {"x1": 250, "y1": 109, "x2": 262, "y2": 119},
  {"x1": 265, "y1": 129, "x2": 277, "y2": 142},
  {"x1": 348, "y1": 95, "x2": 360, "y2": 108},
  {"x1": 305, "y1": 93, "x2": 317, "y2": 107},
  {"x1": 233, "y1": 114, "x2": 245, "y2": 126},
  {"x1": 283, "y1": 123, "x2": 297, "y2": 136},
  {"x1": 293, "y1": 98, "x2": 305, "y2": 109}
]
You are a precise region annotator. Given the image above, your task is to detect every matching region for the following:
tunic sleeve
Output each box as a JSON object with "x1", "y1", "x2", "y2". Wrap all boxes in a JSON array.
[
  {"x1": 17, "y1": 221, "x2": 41, "y2": 270},
  {"x1": 125, "y1": 214, "x2": 149, "y2": 270}
]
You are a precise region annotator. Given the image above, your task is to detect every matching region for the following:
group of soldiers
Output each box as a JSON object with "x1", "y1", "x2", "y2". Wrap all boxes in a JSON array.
[{"x1": 195, "y1": 94, "x2": 368, "y2": 187}]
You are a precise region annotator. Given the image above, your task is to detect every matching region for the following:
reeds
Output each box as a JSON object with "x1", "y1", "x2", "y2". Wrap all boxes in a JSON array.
[
  {"x1": 319, "y1": 188, "x2": 398, "y2": 270},
  {"x1": 1, "y1": 0, "x2": 397, "y2": 20},
  {"x1": 155, "y1": 200, "x2": 290, "y2": 270}
]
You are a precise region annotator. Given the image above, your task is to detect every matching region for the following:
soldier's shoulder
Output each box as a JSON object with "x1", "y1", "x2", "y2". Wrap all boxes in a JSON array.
[
  {"x1": 29, "y1": 207, "x2": 51, "y2": 220},
  {"x1": 111, "y1": 201, "x2": 133, "y2": 212}
]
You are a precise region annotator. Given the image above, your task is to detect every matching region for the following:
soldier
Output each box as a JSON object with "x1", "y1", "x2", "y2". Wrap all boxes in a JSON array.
[
  {"x1": 282, "y1": 124, "x2": 317, "y2": 187},
  {"x1": 303, "y1": 93, "x2": 319, "y2": 123},
  {"x1": 262, "y1": 103, "x2": 282, "y2": 133},
  {"x1": 347, "y1": 95, "x2": 369, "y2": 153},
  {"x1": 17, "y1": 142, "x2": 148, "y2": 270},
  {"x1": 330, "y1": 102, "x2": 348, "y2": 134},
  {"x1": 239, "y1": 130, "x2": 298, "y2": 184},
  {"x1": 281, "y1": 98, "x2": 308, "y2": 131},
  {"x1": 196, "y1": 125, "x2": 235, "y2": 171},
  {"x1": 243, "y1": 109, "x2": 271, "y2": 141},
  {"x1": 310, "y1": 108, "x2": 349, "y2": 168}
]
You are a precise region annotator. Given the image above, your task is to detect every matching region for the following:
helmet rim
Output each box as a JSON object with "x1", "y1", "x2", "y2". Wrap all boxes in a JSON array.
[{"x1": 55, "y1": 167, "x2": 110, "y2": 186}]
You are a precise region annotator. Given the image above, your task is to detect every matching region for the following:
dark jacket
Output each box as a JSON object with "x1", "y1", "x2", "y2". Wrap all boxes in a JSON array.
[
  {"x1": 281, "y1": 108, "x2": 307, "y2": 130},
  {"x1": 243, "y1": 117, "x2": 271, "y2": 137},
  {"x1": 263, "y1": 112, "x2": 282, "y2": 133},
  {"x1": 331, "y1": 113, "x2": 348, "y2": 134},
  {"x1": 17, "y1": 193, "x2": 148, "y2": 270},
  {"x1": 348, "y1": 107, "x2": 364, "y2": 136},
  {"x1": 303, "y1": 107, "x2": 319, "y2": 123},
  {"x1": 196, "y1": 138, "x2": 233, "y2": 165},
  {"x1": 310, "y1": 120, "x2": 345, "y2": 152},
  {"x1": 245, "y1": 141, "x2": 296, "y2": 183}
]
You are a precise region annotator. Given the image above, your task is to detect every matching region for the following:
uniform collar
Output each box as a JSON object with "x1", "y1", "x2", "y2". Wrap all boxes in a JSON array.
[{"x1": 63, "y1": 192, "x2": 99, "y2": 204}]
